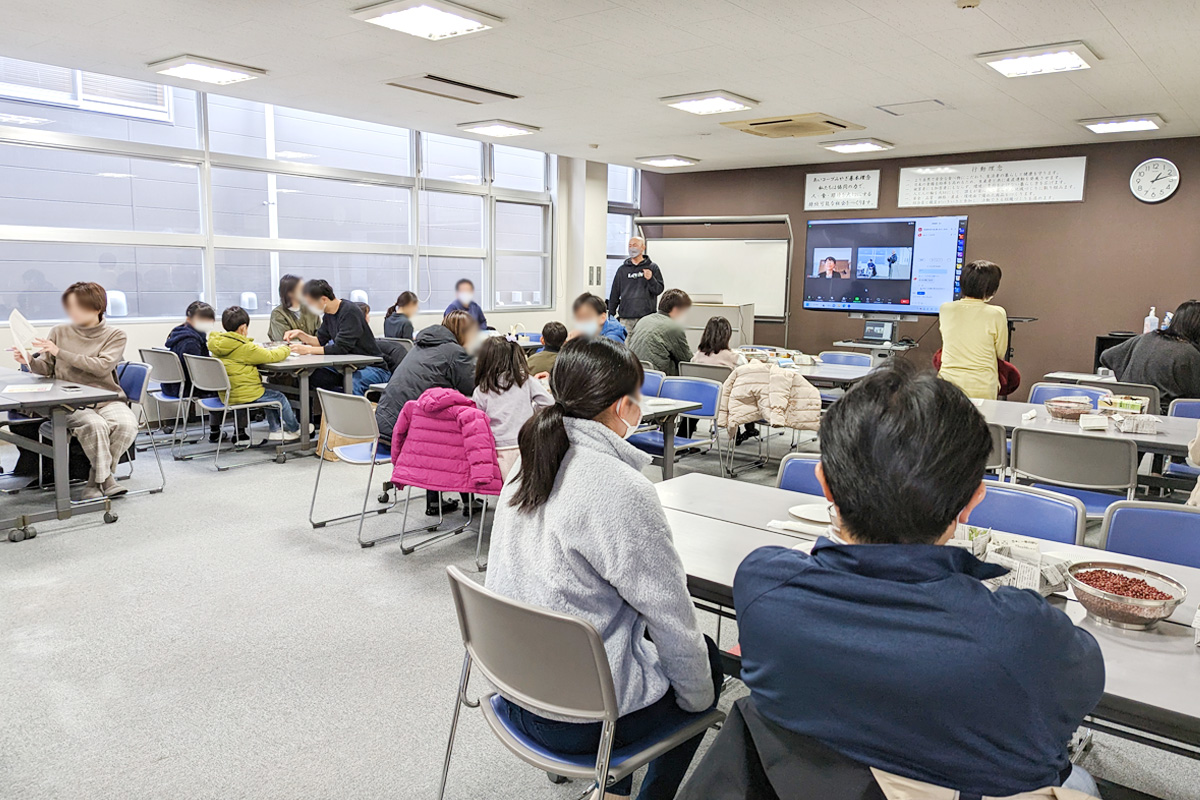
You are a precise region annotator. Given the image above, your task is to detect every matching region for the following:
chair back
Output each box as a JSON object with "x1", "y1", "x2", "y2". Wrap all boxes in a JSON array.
[
  {"x1": 381, "y1": 337, "x2": 414, "y2": 357},
  {"x1": 317, "y1": 389, "x2": 379, "y2": 440},
  {"x1": 639, "y1": 360, "x2": 654, "y2": 371},
  {"x1": 777, "y1": 453, "x2": 822, "y2": 496},
  {"x1": 525, "y1": 332, "x2": 542, "y2": 344},
  {"x1": 1078, "y1": 380, "x2": 1160, "y2": 414},
  {"x1": 986, "y1": 422, "x2": 1007, "y2": 471},
  {"x1": 116, "y1": 361, "x2": 151, "y2": 405},
  {"x1": 818, "y1": 351, "x2": 872, "y2": 367},
  {"x1": 182, "y1": 354, "x2": 232, "y2": 395},
  {"x1": 1169, "y1": 399, "x2": 1200, "y2": 419},
  {"x1": 1101, "y1": 501, "x2": 1200, "y2": 568},
  {"x1": 659, "y1": 377, "x2": 721, "y2": 419},
  {"x1": 139, "y1": 347, "x2": 185, "y2": 387},
  {"x1": 642, "y1": 369, "x2": 665, "y2": 398},
  {"x1": 1010, "y1": 427, "x2": 1138, "y2": 494},
  {"x1": 1028, "y1": 382, "x2": 1111, "y2": 409},
  {"x1": 679, "y1": 361, "x2": 732, "y2": 385},
  {"x1": 445, "y1": 565, "x2": 616, "y2": 721},
  {"x1": 969, "y1": 483, "x2": 1086, "y2": 545}
]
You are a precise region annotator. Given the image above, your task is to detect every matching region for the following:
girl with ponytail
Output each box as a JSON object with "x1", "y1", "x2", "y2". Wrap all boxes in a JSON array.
[{"x1": 485, "y1": 337, "x2": 721, "y2": 800}]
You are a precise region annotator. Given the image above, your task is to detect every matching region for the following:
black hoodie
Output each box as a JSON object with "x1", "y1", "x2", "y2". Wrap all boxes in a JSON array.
[
  {"x1": 375, "y1": 324, "x2": 475, "y2": 444},
  {"x1": 607, "y1": 256, "x2": 665, "y2": 320},
  {"x1": 164, "y1": 322, "x2": 209, "y2": 397}
]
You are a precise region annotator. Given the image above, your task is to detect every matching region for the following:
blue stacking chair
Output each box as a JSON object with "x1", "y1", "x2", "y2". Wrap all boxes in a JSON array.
[
  {"x1": 1101, "y1": 501, "x2": 1200, "y2": 568},
  {"x1": 628, "y1": 377, "x2": 723, "y2": 462},
  {"x1": 818, "y1": 351, "x2": 872, "y2": 367},
  {"x1": 438, "y1": 566, "x2": 724, "y2": 800},
  {"x1": 642, "y1": 369, "x2": 666, "y2": 398},
  {"x1": 776, "y1": 453, "x2": 823, "y2": 497},
  {"x1": 969, "y1": 482, "x2": 1086, "y2": 545},
  {"x1": 1164, "y1": 399, "x2": 1200, "y2": 480},
  {"x1": 114, "y1": 361, "x2": 167, "y2": 496},
  {"x1": 525, "y1": 332, "x2": 542, "y2": 343},
  {"x1": 1028, "y1": 382, "x2": 1112, "y2": 409},
  {"x1": 1010, "y1": 427, "x2": 1137, "y2": 519}
]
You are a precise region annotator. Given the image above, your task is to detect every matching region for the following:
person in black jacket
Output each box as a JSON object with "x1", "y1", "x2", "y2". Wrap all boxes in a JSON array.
[
  {"x1": 284, "y1": 279, "x2": 389, "y2": 396},
  {"x1": 383, "y1": 291, "x2": 418, "y2": 340},
  {"x1": 607, "y1": 236, "x2": 664, "y2": 335},
  {"x1": 375, "y1": 309, "x2": 478, "y2": 515},
  {"x1": 164, "y1": 301, "x2": 237, "y2": 443},
  {"x1": 1100, "y1": 300, "x2": 1200, "y2": 412}
]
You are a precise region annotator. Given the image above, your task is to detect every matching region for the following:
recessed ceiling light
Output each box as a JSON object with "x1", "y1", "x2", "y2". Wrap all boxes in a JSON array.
[
  {"x1": 352, "y1": 0, "x2": 503, "y2": 40},
  {"x1": 976, "y1": 41, "x2": 1099, "y2": 78},
  {"x1": 819, "y1": 139, "x2": 894, "y2": 154},
  {"x1": 635, "y1": 155, "x2": 699, "y2": 168},
  {"x1": 0, "y1": 113, "x2": 51, "y2": 126},
  {"x1": 457, "y1": 119, "x2": 538, "y2": 137},
  {"x1": 149, "y1": 55, "x2": 266, "y2": 85},
  {"x1": 1079, "y1": 113, "x2": 1165, "y2": 134},
  {"x1": 660, "y1": 90, "x2": 758, "y2": 115},
  {"x1": 274, "y1": 151, "x2": 317, "y2": 160}
]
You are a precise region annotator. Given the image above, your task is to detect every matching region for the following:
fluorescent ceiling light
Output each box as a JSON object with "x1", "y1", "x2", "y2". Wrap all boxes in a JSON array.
[
  {"x1": 660, "y1": 90, "x2": 758, "y2": 115},
  {"x1": 636, "y1": 155, "x2": 699, "y2": 168},
  {"x1": 976, "y1": 41, "x2": 1098, "y2": 78},
  {"x1": 819, "y1": 139, "x2": 894, "y2": 154},
  {"x1": 352, "y1": 0, "x2": 503, "y2": 40},
  {"x1": 1079, "y1": 113, "x2": 1165, "y2": 134},
  {"x1": 274, "y1": 150, "x2": 317, "y2": 160},
  {"x1": 149, "y1": 55, "x2": 266, "y2": 85},
  {"x1": 457, "y1": 119, "x2": 538, "y2": 137},
  {"x1": 0, "y1": 113, "x2": 50, "y2": 125},
  {"x1": 95, "y1": 172, "x2": 135, "y2": 178}
]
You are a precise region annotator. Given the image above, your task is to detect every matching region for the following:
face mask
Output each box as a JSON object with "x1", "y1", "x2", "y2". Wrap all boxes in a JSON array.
[
  {"x1": 628, "y1": 247, "x2": 642, "y2": 258},
  {"x1": 457, "y1": 291, "x2": 474, "y2": 306},
  {"x1": 306, "y1": 302, "x2": 324, "y2": 318},
  {"x1": 618, "y1": 395, "x2": 643, "y2": 439},
  {"x1": 193, "y1": 321, "x2": 214, "y2": 335},
  {"x1": 576, "y1": 319, "x2": 600, "y2": 337}
]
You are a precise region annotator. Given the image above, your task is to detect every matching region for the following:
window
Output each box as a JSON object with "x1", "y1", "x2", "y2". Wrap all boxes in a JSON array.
[
  {"x1": 608, "y1": 164, "x2": 638, "y2": 206},
  {"x1": 417, "y1": 256, "x2": 483, "y2": 314},
  {"x1": 0, "y1": 56, "x2": 178, "y2": 124},
  {"x1": 214, "y1": 249, "x2": 412, "y2": 316},
  {"x1": 493, "y1": 144, "x2": 547, "y2": 192},
  {"x1": 421, "y1": 132, "x2": 482, "y2": 184},
  {"x1": 606, "y1": 163, "x2": 641, "y2": 295},
  {"x1": 494, "y1": 201, "x2": 548, "y2": 307},
  {"x1": 419, "y1": 191, "x2": 483, "y2": 248}
]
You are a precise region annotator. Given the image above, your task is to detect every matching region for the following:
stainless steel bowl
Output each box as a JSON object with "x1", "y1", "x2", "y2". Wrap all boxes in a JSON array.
[{"x1": 1067, "y1": 561, "x2": 1186, "y2": 630}]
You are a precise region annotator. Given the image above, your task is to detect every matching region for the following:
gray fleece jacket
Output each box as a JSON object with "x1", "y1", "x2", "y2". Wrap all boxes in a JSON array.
[{"x1": 484, "y1": 417, "x2": 714, "y2": 719}]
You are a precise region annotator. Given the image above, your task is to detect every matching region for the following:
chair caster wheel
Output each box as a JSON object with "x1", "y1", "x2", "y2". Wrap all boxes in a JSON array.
[
  {"x1": 7, "y1": 528, "x2": 24, "y2": 542},
  {"x1": 103, "y1": 512, "x2": 118, "y2": 524},
  {"x1": 546, "y1": 773, "x2": 569, "y2": 785},
  {"x1": 22, "y1": 526, "x2": 36, "y2": 539},
  {"x1": 360, "y1": 541, "x2": 375, "y2": 548},
  {"x1": 378, "y1": 493, "x2": 390, "y2": 504}
]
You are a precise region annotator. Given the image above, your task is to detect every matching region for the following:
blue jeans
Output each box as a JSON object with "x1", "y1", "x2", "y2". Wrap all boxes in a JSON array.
[
  {"x1": 352, "y1": 365, "x2": 391, "y2": 396},
  {"x1": 259, "y1": 389, "x2": 299, "y2": 433},
  {"x1": 498, "y1": 636, "x2": 722, "y2": 799},
  {"x1": 1063, "y1": 765, "x2": 1098, "y2": 796}
]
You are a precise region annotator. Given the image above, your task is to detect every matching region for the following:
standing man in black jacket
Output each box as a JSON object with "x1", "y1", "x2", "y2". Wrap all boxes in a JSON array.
[{"x1": 608, "y1": 235, "x2": 664, "y2": 335}]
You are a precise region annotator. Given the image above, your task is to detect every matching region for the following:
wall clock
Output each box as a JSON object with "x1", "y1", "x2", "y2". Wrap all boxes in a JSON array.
[{"x1": 1130, "y1": 158, "x2": 1180, "y2": 203}]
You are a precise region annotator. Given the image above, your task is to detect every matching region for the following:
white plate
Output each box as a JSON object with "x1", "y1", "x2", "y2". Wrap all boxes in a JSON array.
[{"x1": 788, "y1": 504, "x2": 831, "y2": 524}]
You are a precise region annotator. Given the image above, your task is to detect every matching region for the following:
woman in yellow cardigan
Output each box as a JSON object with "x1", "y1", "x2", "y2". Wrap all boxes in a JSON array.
[{"x1": 938, "y1": 260, "x2": 1008, "y2": 400}]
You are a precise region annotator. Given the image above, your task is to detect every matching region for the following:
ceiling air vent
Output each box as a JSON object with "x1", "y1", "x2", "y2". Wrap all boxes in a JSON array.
[
  {"x1": 386, "y1": 74, "x2": 520, "y2": 104},
  {"x1": 721, "y1": 113, "x2": 865, "y2": 139}
]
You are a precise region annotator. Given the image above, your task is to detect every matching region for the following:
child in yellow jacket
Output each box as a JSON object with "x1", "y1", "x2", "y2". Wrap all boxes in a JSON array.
[{"x1": 207, "y1": 306, "x2": 299, "y2": 442}]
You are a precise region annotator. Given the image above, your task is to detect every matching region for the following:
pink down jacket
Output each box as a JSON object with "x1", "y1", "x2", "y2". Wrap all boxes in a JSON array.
[{"x1": 390, "y1": 387, "x2": 503, "y2": 496}]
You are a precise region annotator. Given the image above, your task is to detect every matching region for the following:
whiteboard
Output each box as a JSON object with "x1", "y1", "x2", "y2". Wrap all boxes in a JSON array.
[{"x1": 645, "y1": 238, "x2": 789, "y2": 317}]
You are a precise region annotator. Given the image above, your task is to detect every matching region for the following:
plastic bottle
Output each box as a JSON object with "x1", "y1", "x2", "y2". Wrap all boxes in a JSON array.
[
  {"x1": 1162, "y1": 311, "x2": 1173, "y2": 330},
  {"x1": 1143, "y1": 306, "x2": 1160, "y2": 334}
]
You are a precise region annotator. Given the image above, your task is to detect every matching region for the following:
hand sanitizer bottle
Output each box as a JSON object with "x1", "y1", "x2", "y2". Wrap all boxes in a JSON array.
[{"x1": 1144, "y1": 306, "x2": 1160, "y2": 334}]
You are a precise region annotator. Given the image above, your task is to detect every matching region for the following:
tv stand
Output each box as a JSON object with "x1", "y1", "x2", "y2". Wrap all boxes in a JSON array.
[{"x1": 833, "y1": 338, "x2": 917, "y2": 366}]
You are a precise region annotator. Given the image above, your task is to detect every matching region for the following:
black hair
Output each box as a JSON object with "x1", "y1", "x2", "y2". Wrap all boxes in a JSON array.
[
  {"x1": 302, "y1": 279, "x2": 336, "y2": 301},
  {"x1": 821, "y1": 256, "x2": 837, "y2": 264},
  {"x1": 1159, "y1": 300, "x2": 1200, "y2": 347},
  {"x1": 658, "y1": 288, "x2": 692, "y2": 315},
  {"x1": 475, "y1": 336, "x2": 529, "y2": 394},
  {"x1": 572, "y1": 292, "x2": 608, "y2": 316},
  {"x1": 355, "y1": 301, "x2": 370, "y2": 316},
  {"x1": 697, "y1": 316, "x2": 733, "y2": 356},
  {"x1": 455, "y1": 278, "x2": 475, "y2": 291},
  {"x1": 819, "y1": 359, "x2": 992, "y2": 545},
  {"x1": 541, "y1": 321, "x2": 568, "y2": 352},
  {"x1": 387, "y1": 291, "x2": 418, "y2": 317},
  {"x1": 222, "y1": 305, "x2": 251, "y2": 332},
  {"x1": 278, "y1": 274, "x2": 302, "y2": 307},
  {"x1": 959, "y1": 260, "x2": 1002, "y2": 300},
  {"x1": 511, "y1": 337, "x2": 643, "y2": 513},
  {"x1": 186, "y1": 301, "x2": 215, "y2": 320}
]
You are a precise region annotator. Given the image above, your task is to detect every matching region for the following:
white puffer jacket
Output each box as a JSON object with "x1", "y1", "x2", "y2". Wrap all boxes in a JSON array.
[{"x1": 716, "y1": 361, "x2": 822, "y2": 432}]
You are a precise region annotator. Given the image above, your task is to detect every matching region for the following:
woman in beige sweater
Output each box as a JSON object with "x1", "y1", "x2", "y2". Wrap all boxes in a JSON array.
[{"x1": 15, "y1": 282, "x2": 138, "y2": 500}]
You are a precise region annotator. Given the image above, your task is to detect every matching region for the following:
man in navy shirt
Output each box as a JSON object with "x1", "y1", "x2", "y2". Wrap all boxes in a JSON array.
[
  {"x1": 443, "y1": 278, "x2": 487, "y2": 329},
  {"x1": 734, "y1": 360, "x2": 1104, "y2": 797}
]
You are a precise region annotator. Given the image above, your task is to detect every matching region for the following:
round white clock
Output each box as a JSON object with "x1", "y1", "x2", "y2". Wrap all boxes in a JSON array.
[{"x1": 1130, "y1": 158, "x2": 1180, "y2": 203}]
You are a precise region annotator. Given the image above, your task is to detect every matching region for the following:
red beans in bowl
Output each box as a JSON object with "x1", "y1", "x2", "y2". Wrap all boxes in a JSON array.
[{"x1": 1074, "y1": 569, "x2": 1173, "y2": 601}]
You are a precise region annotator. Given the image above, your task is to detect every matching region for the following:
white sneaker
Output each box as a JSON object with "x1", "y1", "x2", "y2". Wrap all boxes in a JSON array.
[{"x1": 268, "y1": 430, "x2": 300, "y2": 442}]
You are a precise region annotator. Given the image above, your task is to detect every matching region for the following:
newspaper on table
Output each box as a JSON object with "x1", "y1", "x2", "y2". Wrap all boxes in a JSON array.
[
  {"x1": 947, "y1": 525, "x2": 1070, "y2": 595},
  {"x1": 8, "y1": 309, "x2": 39, "y2": 365},
  {"x1": 1193, "y1": 606, "x2": 1200, "y2": 648}
]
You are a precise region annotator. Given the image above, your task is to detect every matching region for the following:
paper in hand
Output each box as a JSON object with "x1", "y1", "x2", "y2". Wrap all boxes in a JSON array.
[{"x1": 9, "y1": 309, "x2": 39, "y2": 365}]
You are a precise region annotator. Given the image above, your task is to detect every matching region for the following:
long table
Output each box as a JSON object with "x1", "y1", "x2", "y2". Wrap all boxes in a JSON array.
[
  {"x1": 660, "y1": 476, "x2": 1200, "y2": 757},
  {"x1": 258, "y1": 353, "x2": 384, "y2": 454},
  {"x1": 639, "y1": 398, "x2": 702, "y2": 480},
  {"x1": 976, "y1": 398, "x2": 1195, "y2": 458},
  {"x1": 0, "y1": 367, "x2": 119, "y2": 539},
  {"x1": 790, "y1": 362, "x2": 872, "y2": 388}
]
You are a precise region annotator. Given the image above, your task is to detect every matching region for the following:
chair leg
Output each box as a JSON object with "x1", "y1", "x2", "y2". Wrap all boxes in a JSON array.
[
  {"x1": 365, "y1": 486, "x2": 474, "y2": 553},
  {"x1": 120, "y1": 408, "x2": 167, "y2": 496},
  {"x1": 213, "y1": 407, "x2": 230, "y2": 472},
  {"x1": 354, "y1": 454, "x2": 378, "y2": 544},
  {"x1": 592, "y1": 720, "x2": 616, "y2": 799},
  {"x1": 308, "y1": 444, "x2": 327, "y2": 528},
  {"x1": 437, "y1": 653, "x2": 474, "y2": 800},
  {"x1": 474, "y1": 496, "x2": 490, "y2": 572}
]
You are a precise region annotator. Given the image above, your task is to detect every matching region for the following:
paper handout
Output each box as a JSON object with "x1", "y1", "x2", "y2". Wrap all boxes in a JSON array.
[{"x1": 9, "y1": 309, "x2": 40, "y2": 366}]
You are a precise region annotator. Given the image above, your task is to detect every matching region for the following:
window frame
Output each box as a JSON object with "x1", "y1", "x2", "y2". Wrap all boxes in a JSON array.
[{"x1": 0, "y1": 58, "x2": 175, "y2": 123}]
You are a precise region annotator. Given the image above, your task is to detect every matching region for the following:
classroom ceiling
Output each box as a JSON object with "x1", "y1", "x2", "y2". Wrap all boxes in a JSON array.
[{"x1": 1, "y1": 0, "x2": 1197, "y2": 172}]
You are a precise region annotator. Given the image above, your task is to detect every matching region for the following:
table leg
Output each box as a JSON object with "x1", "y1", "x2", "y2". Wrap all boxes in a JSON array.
[
  {"x1": 342, "y1": 366, "x2": 354, "y2": 394},
  {"x1": 662, "y1": 412, "x2": 677, "y2": 480},
  {"x1": 51, "y1": 406, "x2": 71, "y2": 517},
  {"x1": 298, "y1": 370, "x2": 312, "y2": 450}
]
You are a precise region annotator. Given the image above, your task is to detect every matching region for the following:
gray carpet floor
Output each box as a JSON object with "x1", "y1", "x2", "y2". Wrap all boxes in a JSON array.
[{"x1": 1, "y1": 427, "x2": 1197, "y2": 799}]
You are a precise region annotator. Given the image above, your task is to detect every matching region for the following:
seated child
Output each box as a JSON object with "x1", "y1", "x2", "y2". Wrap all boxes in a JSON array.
[
  {"x1": 207, "y1": 306, "x2": 300, "y2": 442},
  {"x1": 383, "y1": 291, "x2": 418, "y2": 340},
  {"x1": 525, "y1": 321, "x2": 568, "y2": 375},
  {"x1": 165, "y1": 301, "x2": 244, "y2": 443},
  {"x1": 472, "y1": 336, "x2": 553, "y2": 479}
]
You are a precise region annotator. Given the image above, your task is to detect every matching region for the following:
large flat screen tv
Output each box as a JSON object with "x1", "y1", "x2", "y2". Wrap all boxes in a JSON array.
[{"x1": 802, "y1": 215, "x2": 968, "y2": 316}]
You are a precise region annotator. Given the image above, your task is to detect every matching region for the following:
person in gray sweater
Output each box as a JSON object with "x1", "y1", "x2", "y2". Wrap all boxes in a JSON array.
[
  {"x1": 1100, "y1": 300, "x2": 1200, "y2": 412},
  {"x1": 485, "y1": 336, "x2": 720, "y2": 800}
]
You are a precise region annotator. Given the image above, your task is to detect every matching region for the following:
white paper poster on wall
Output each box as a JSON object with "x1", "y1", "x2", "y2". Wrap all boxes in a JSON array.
[
  {"x1": 898, "y1": 156, "x2": 1087, "y2": 208},
  {"x1": 805, "y1": 169, "x2": 880, "y2": 211}
]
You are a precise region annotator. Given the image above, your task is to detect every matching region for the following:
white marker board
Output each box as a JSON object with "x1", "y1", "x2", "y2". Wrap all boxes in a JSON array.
[{"x1": 645, "y1": 238, "x2": 789, "y2": 317}]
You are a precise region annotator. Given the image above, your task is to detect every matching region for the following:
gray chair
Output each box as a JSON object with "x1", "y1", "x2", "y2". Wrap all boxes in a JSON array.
[
  {"x1": 138, "y1": 347, "x2": 189, "y2": 454},
  {"x1": 309, "y1": 389, "x2": 394, "y2": 544},
  {"x1": 381, "y1": 337, "x2": 414, "y2": 357},
  {"x1": 182, "y1": 354, "x2": 286, "y2": 472},
  {"x1": 986, "y1": 422, "x2": 1008, "y2": 474},
  {"x1": 1078, "y1": 379, "x2": 1161, "y2": 415},
  {"x1": 639, "y1": 360, "x2": 654, "y2": 371},
  {"x1": 678, "y1": 361, "x2": 733, "y2": 385},
  {"x1": 1010, "y1": 427, "x2": 1138, "y2": 519},
  {"x1": 438, "y1": 565, "x2": 725, "y2": 799}
]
